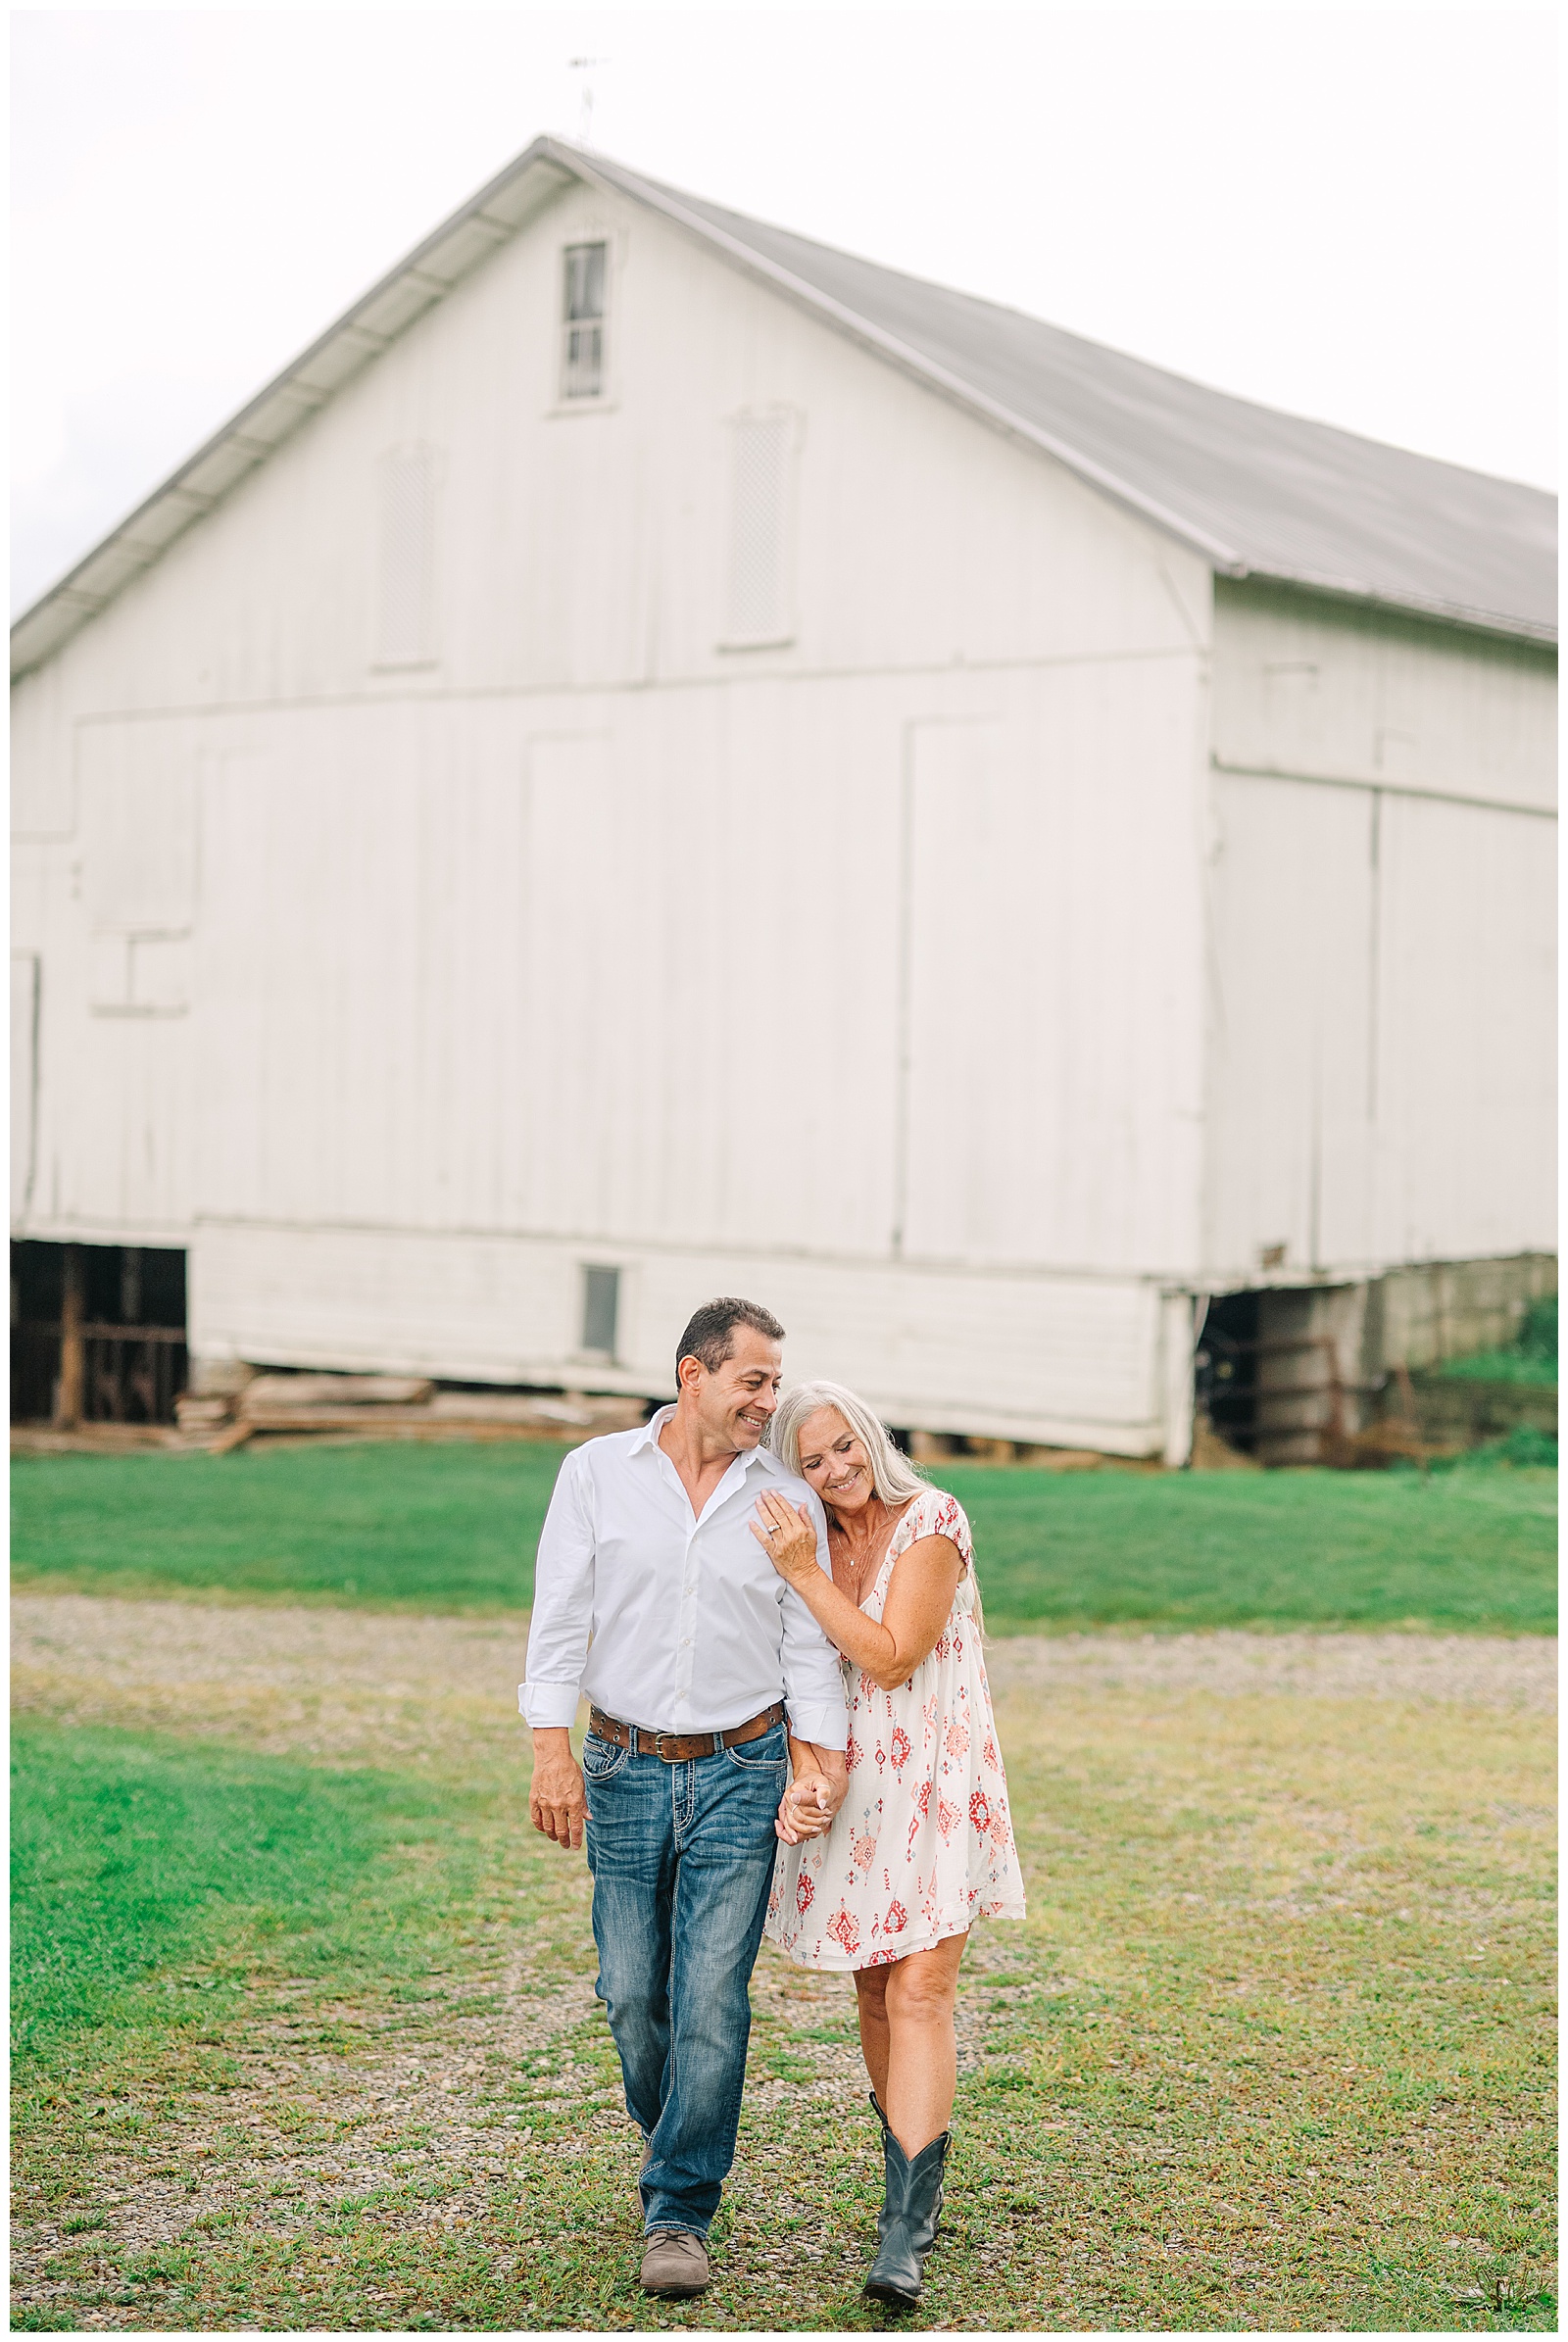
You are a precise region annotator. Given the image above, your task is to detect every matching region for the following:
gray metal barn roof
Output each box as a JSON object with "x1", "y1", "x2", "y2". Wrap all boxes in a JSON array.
[{"x1": 11, "y1": 136, "x2": 1556, "y2": 679}]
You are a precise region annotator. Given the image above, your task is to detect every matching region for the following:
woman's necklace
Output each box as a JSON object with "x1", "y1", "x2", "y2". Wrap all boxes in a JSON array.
[{"x1": 835, "y1": 1503, "x2": 898, "y2": 1605}]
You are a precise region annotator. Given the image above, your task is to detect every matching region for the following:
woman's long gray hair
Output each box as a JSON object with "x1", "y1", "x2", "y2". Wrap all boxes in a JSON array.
[
  {"x1": 769, "y1": 1380, "x2": 928, "y2": 1503},
  {"x1": 770, "y1": 1380, "x2": 984, "y2": 1633}
]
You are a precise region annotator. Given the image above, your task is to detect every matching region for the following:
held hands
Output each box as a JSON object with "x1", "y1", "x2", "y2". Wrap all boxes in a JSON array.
[
  {"x1": 749, "y1": 1491, "x2": 818, "y2": 1586},
  {"x1": 775, "y1": 1771, "x2": 837, "y2": 1845},
  {"x1": 775, "y1": 1738, "x2": 849, "y2": 1845}
]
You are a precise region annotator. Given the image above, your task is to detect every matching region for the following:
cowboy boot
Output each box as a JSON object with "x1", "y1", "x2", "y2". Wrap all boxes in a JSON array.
[
  {"x1": 868, "y1": 2091, "x2": 944, "y2": 2249},
  {"x1": 863, "y1": 2127, "x2": 951, "y2": 2310}
]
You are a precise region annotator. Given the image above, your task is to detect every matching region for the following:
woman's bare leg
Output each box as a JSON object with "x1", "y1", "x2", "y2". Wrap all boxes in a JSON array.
[
  {"x1": 880, "y1": 1932, "x2": 967, "y2": 2155},
  {"x1": 853, "y1": 1966, "x2": 891, "y2": 2107}
]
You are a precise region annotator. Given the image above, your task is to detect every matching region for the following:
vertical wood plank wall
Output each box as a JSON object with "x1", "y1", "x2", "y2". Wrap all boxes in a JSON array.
[{"x1": 10, "y1": 182, "x2": 1554, "y2": 1450}]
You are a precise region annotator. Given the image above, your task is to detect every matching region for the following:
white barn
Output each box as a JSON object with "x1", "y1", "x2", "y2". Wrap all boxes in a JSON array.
[{"x1": 10, "y1": 137, "x2": 1556, "y2": 1460}]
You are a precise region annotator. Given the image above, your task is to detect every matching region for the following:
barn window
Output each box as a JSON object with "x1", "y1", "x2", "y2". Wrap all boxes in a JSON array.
[
  {"x1": 580, "y1": 1265, "x2": 620, "y2": 1358},
  {"x1": 561, "y1": 242, "x2": 607, "y2": 400},
  {"x1": 374, "y1": 444, "x2": 437, "y2": 666},
  {"x1": 725, "y1": 413, "x2": 795, "y2": 646}
]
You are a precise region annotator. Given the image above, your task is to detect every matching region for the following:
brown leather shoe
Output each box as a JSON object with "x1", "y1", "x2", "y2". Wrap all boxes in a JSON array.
[{"x1": 641, "y1": 2228, "x2": 710, "y2": 2298}]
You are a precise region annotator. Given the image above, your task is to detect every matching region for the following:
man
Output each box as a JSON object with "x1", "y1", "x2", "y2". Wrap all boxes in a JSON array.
[{"x1": 522, "y1": 1296, "x2": 848, "y2": 2299}]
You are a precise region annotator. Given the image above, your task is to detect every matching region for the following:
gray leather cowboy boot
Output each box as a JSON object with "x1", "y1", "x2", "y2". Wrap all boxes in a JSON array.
[
  {"x1": 868, "y1": 2092, "x2": 944, "y2": 2251},
  {"x1": 863, "y1": 2127, "x2": 952, "y2": 2309}
]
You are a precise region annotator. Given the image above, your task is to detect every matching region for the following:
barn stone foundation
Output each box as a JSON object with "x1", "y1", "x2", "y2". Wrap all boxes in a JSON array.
[{"x1": 1200, "y1": 1251, "x2": 1556, "y2": 1467}]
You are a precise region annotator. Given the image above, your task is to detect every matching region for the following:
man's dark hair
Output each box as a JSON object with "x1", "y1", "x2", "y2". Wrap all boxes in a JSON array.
[{"x1": 675, "y1": 1296, "x2": 786, "y2": 1379}]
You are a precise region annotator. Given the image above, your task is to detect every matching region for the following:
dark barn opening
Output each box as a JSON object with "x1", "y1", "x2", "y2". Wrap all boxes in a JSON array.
[
  {"x1": 10, "y1": 1242, "x2": 188, "y2": 1426},
  {"x1": 1196, "y1": 1291, "x2": 1261, "y2": 1454}
]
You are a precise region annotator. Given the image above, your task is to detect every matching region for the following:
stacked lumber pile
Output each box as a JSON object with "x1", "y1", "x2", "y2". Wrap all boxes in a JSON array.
[{"x1": 174, "y1": 1371, "x2": 645, "y2": 1453}]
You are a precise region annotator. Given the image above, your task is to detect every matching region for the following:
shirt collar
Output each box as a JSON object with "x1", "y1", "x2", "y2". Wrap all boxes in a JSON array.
[
  {"x1": 634, "y1": 1403, "x2": 776, "y2": 1476},
  {"x1": 631, "y1": 1404, "x2": 675, "y2": 1453}
]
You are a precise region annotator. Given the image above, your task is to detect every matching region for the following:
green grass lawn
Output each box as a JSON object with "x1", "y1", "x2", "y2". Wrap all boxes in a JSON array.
[
  {"x1": 944, "y1": 1459, "x2": 1557, "y2": 1635},
  {"x1": 11, "y1": 1440, "x2": 1557, "y2": 1634},
  {"x1": 10, "y1": 1722, "x2": 472, "y2": 2067}
]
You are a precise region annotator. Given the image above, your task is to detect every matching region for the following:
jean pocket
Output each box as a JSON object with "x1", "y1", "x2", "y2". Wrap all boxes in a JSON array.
[
  {"x1": 724, "y1": 1726, "x2": 788, "y2": 1777},
  {"x1": 581, "y1": 1732, "x2": 628, "y2": 1782}
]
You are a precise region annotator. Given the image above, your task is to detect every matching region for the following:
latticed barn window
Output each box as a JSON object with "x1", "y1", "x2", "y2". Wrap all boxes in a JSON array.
[
  {"x1": 375, "y1": 444, "x2": 437, "y2": 666},
  {"x1": 562, "y1": 242, "x2": 607, "y2": 399},
  {"x1": 725, "y1": 413, "x2": 794, "y2": 645}
]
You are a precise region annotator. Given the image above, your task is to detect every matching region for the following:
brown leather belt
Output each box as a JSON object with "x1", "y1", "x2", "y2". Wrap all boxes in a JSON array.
[{"x1": 587, "y1": 1700, "x2": 786, "y2": 1763}]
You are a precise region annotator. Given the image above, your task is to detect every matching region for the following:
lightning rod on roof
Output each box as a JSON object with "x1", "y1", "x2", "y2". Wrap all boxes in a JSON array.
[{"x1": 567, "y1": 56, "x2": 607, "y2": 150}]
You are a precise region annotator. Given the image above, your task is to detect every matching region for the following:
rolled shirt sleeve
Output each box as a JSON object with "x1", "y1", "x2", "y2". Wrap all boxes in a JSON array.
[
  {"x1": 520, "y1": 1448, "x2": 597, "y2": 1728},
  {"x1": 779, "y1": 1490, "x2": 849, "y2": 1748}
]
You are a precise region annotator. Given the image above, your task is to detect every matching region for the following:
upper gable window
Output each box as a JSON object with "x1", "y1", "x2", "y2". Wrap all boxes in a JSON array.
[
  {"x1": 561, "y1": 242, "x2": 608, "y2": 400},
  {"x1": 723, "y1": 411, "x2": 797, "y2": 648},
  {"x1": 374, "y1": 444, "x2": 438, "y2": 667}
]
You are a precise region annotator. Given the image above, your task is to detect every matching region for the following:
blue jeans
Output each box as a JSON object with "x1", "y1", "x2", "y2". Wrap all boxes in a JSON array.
[{"x1": 582, "y1": 1720, "x2": 788, "y2": 2237}]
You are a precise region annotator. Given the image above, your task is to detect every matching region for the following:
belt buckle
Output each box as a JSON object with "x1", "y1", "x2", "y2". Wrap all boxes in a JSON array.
[{"x1": 652, "y1": 1730, "x2": 683, "y2": 1762}]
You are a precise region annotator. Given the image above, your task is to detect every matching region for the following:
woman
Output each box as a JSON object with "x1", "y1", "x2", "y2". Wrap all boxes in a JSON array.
[{"x1": 750, "y1": 1382, "x2": 1025, "y2": 2310}]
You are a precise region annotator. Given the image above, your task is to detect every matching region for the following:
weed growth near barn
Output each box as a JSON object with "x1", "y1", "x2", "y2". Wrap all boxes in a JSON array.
[{"x1": 1437, "y1": 1295, "x2": 1559, "y2": 1387}]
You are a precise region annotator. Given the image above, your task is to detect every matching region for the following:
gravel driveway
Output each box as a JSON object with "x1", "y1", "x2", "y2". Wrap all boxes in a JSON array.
[{"x1": 12, "y1": 1593, "x2": 1556, "y2": 1763}]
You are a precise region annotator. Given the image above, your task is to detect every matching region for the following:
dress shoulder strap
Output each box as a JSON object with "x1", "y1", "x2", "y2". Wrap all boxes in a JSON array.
[{"x1": 898, "y1": 1486, "x2": 972, "y2": 1564}]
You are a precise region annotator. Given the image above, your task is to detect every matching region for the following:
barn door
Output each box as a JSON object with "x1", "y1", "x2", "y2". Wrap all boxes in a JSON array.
[
  {"x1": 1204, "y1": 772, "x2": 1375, "y2": 1272},
  {"x1": 896, "y1": 718, "x2": 1018, "y2": 1260}
]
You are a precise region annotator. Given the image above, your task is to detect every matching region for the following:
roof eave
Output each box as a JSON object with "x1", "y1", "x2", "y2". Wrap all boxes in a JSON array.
[{"x1": 1229, "y1": 563, "x2": 1558, "y2": 650}]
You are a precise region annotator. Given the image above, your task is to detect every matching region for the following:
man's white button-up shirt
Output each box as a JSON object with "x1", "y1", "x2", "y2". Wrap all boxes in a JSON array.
[{"x1": 520, "y1": 1407, "x2": 847, "y2": 1747}]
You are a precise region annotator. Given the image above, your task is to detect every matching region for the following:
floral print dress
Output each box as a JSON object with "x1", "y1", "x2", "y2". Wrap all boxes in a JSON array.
[{"x1": 766, "y1": 1487, "x2": 1026, "y2": 1970}]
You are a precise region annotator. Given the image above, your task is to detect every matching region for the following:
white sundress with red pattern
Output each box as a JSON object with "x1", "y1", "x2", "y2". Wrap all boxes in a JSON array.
[{"x1": 765, "y1": 1487, "x2": 1026, "y2": 1971}]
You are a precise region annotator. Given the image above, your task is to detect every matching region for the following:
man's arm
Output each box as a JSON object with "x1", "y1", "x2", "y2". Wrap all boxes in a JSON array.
[
  {"x1": 519, "y1": 1452, "x2": 596, "y2": 1852},
  {"x1": 776, "y1": 1488, "x2": 848, "y2": 1838}
]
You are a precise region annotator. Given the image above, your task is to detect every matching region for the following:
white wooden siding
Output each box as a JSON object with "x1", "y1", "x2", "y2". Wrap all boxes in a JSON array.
[
  {"x1": 12, "y1": 952, "x2": 38, "y2": 1220},
  {"x1": 10, "y1": 163, "x2": 1553, "y2": 1444},
  {"x1": 1212, "y1": 578, "x2": 1556, "y2": 813},
  {"x1": 53, "y1": 656, "x2": 1202, "y2": 1280}
]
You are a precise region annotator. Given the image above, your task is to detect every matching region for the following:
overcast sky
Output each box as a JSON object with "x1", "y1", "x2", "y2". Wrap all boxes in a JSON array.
[{"x1": 11, "y1": 6, "x2": 1557, "y2": 614}]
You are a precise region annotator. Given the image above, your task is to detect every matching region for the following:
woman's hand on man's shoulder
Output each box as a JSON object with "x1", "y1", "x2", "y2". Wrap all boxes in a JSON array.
[{"x1": 749, "y1": 1489, "x2": 821, "y2": 1585}]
